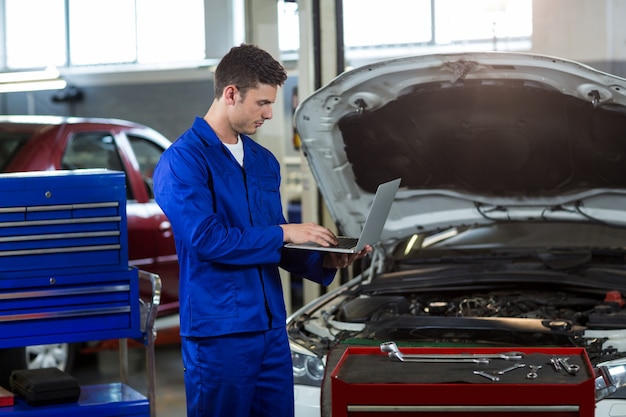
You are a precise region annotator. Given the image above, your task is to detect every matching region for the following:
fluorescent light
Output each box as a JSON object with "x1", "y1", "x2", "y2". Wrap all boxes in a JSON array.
[
  {"x1": 0, "y1": 66, "x2": 67, "y2": 93},
  {"x1": 0, "y1": 79, "x2": 67, "y2": 93},
  {"x1": 0, "y1": 66, "x2": 61, "y2": 83}
]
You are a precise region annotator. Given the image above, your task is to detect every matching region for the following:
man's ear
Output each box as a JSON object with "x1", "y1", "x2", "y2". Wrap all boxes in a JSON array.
[{"x1": 223, "y1": 85, "x2": 238, "y2": 104}]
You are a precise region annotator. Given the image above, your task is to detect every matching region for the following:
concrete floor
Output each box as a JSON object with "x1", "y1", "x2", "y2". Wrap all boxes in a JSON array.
[{"x1": 73, "y1": 344, "x2": 186, "y2": 417}]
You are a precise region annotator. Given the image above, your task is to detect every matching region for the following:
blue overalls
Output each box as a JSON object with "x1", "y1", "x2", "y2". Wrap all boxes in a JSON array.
[{"x1": 154, "y1": 117, "x2": 336, "y2": 416}]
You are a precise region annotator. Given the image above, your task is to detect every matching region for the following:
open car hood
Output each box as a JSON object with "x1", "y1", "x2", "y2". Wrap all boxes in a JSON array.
[{"x1": 294, "y1": 52, "x2": 626, "y2": 243}]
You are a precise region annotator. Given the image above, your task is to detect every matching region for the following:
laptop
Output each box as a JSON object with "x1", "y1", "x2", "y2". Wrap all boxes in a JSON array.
[{"x1": 285, "y1": 178, "x2": 401, "y2": 254}]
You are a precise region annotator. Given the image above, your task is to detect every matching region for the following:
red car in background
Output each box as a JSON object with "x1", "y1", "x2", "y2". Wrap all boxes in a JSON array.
[{"x1": 0, "y1": 115, "x2": 180, "y2": 381}]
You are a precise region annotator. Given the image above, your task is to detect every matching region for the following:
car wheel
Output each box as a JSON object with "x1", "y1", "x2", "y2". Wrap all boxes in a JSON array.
[{"x1": 24, "y1": 343, "x2": 76, "y2": 372}]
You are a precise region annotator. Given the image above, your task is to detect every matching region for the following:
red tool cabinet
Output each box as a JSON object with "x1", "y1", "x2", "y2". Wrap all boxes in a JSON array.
[{"x1": 331, "y1": 346, "x2": 595, "y2": 416}]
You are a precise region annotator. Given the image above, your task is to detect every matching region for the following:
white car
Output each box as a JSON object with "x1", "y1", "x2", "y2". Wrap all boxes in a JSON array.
[{"x1": 288, "y1": 51, "x2": 626, "y2": 416}]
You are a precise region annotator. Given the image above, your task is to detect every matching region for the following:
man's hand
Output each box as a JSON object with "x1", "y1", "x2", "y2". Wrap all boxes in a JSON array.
[
  {"x1": 280, "y1": 222, "x2": 338, "y2": 247},
  {"x1": 323, "y1": 246, "x2": 371, "y2": 269}
]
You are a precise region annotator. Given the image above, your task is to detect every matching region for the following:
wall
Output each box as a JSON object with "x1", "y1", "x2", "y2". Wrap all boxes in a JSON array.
[
  {"x1": 0, "y1": 78, "x2": 212, "y2": 142},
  {"x1": 531, "y1": 0, "x2": 610, "y2": 61},
  {"x1": 1, "y1": 0, "x2": 626, "y2": 142},
  {"x1": 530, "y1": 0, "x2": 626, "y2": 76}
]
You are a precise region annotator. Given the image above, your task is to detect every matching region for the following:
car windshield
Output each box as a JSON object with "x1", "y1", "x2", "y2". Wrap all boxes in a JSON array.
[{"x1": 0, "y1": 130, "x2": 32, "y2": 171}]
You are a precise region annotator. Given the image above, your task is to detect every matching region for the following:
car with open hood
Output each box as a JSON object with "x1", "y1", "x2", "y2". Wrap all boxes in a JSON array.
[{"x1": 288, "y1": 52, "x2": 626, "y2": 416}]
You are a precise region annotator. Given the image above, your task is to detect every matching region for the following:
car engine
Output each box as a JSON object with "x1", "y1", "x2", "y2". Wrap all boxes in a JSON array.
[
  {"x1": 293, "y1": 286, "x2": 626, "y2": 366},
  {"x1": 334, "y1": 289, "x2": 626, "y2": 326}
]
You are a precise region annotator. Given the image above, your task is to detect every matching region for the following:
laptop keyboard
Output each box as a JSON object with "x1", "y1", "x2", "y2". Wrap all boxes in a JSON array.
[{"x1": 334, "y1": 237, "x2": 359, "y2": 249}]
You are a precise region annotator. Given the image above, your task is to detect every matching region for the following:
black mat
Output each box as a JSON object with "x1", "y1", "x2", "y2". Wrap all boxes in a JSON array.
[{"x1": 335, "y1": 352, "x2": 589, "y2": 385}]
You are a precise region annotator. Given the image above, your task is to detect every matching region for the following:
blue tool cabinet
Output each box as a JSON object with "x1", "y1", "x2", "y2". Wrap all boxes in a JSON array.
[
  {"x1": 0, "y1": 169, "x2": 129, "y2": 276},
  {"x1": 0, "y1": 170, "x2": 160, "y2": 417}
]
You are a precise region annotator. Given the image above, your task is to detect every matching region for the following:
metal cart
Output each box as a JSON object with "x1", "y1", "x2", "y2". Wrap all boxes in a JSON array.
[{"x1": 0, "y1": 170, "x2": 161, "y2": 416}]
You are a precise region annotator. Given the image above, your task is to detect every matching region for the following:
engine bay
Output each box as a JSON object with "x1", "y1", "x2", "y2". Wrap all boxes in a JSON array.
[
  {"x1": 333, "y1": 289, "x2": 626, "y2": 329},
  {"x1": 291, "y1": 286, "x2": 626, "y2": 365}
]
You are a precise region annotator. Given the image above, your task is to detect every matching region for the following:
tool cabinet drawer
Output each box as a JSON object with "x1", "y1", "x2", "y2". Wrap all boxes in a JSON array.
[
  {"x1": 0, "y1": 268, "x2": 141, "y2": 349},
  {"x1": 0, "y1": 170, "x2": 128, "y2": 277}
]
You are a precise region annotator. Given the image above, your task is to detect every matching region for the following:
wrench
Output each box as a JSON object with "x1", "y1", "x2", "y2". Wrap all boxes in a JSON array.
[
  {"x1": 387, "y1": 351, "x2": 490, "y2": 364},
  {"x1": 380, "y1": 341, "x2": 524, "y2": 361},
  {"x1": 473, "y1": 370, "x2": 499, "y2": 382},
  {"x1": 557, "y1": 357, "x2": 580, "y2": 375},
  {"x1": 495, "y1": 363, "x2": 526, "y2": 375},
  {"x1": 550, "y1": 357, "x2": 562, "y2": 371},
  {"x1": 526, "y1": 365, "x2": 542, "y2": 379}
]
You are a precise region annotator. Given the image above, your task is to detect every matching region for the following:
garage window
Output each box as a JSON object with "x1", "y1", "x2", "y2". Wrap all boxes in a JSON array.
[
  {"x1": 4, "y1": 0, "x2": 67, "y2": 69},
  {"x1": 279, "y1": 0, "x2": 532, "y2": 67},
  {"x1": 3, "y1": 0, "x2": 205, "y2": 70}
]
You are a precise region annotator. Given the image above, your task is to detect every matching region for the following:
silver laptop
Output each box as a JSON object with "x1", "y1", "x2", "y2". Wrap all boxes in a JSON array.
[{"x1": 285, "y1": 178, "x2": 401, "y2": 254}]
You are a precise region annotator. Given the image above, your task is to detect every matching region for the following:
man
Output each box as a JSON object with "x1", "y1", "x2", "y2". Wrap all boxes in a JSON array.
[{"x1": 153, "y1": 44, "x2": 369, "y2": 417}]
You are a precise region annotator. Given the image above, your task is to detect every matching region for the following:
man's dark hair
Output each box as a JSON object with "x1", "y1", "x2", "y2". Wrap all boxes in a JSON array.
[{"x1": 214, "y1": 44, "x2": 287, "y2": 99}]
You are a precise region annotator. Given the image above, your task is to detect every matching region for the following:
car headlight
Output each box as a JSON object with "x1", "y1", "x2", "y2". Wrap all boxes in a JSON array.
[
  {"x1": 595, "y1": 358, "x2": 626, "y2": 400},
  {"x1": 290, "y1": 340, "x2": 325, "y2": 387}
]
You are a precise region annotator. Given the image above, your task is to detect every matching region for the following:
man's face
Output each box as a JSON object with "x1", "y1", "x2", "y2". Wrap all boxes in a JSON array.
[{"x1": 231, "y1": 83, "x2": 278, "y2": 136}]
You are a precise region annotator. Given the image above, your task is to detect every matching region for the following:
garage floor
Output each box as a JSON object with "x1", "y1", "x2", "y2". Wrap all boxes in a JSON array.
[{"x1": 73, "y1": 344, "x2": 186, "y2": 417}]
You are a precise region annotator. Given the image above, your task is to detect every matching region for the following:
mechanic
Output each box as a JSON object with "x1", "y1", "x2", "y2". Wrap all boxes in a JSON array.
[{"x1": 153, "y1": 43, "x2": 369, "y2": 417}]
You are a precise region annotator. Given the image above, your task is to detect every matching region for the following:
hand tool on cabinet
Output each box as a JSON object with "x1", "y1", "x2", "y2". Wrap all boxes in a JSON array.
[
  {"x1": 387, "y1": 353, "x2": 490, "y2": 364},
  {"x1": 526, "y1": 365, "x2": 542, "y2": 379},
  {"x1": 473, "y1": 370, "x2": 499, "y2": 382},
  {"x1": 380, "y1": 341, "x2": 524, "y2": 362},
  {"x1": 550, "y1": 357, "x2": 562, "y2": 371},
  {"x1": 556, "y1": 357, "x2": 580, "y2": 375},
  {"x1": 495, "y1": 363, "x2": 526, "y2": 375}
]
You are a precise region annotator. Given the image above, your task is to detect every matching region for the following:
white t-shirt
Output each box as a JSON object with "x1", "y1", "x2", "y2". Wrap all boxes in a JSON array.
[{"x1": 224, "y1": 135, "x2": 244, "y2": 166}]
